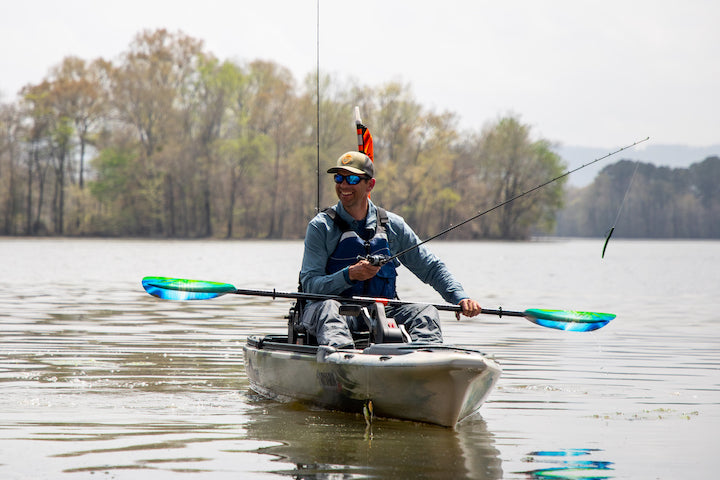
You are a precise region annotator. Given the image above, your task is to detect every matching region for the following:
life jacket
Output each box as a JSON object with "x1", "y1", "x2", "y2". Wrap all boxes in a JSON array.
[{"x1": 324, "y1": 206, "x2": 397, "y2": 299}]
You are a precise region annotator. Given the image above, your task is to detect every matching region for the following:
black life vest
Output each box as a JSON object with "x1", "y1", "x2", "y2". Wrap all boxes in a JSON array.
[{"x1": 324, "y1": 207, "x2": 397, "y2": 298}]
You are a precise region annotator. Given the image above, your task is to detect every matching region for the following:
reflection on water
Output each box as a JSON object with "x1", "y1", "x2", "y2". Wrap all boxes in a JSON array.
[
  {"x1": 520, "y1": 449, "x2": 613, "y2": 479},
  {"x1": 244, "y1": 396, "x2": 502, "y2": 479},
  {"x1": 1, "y1": 238, "x2": 719, "y2": 478}
]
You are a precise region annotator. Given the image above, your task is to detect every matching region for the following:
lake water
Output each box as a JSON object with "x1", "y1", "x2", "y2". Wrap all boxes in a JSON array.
[{"x1": 1, "y1": 238, "x2": 718, "y2": 479}]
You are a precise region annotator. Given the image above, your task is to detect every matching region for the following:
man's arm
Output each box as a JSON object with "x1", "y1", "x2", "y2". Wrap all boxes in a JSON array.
[
  {"x1": 386, "y1": 213, "x2": 469, "y2": 305},
  {"x1": 299, "y1": 216, "x2": 354, "y2": 295}
]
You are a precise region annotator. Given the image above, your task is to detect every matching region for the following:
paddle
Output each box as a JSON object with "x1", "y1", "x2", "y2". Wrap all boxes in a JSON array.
[{"x1": 142, "y1": 276, "x2": 615, "y2": 332}]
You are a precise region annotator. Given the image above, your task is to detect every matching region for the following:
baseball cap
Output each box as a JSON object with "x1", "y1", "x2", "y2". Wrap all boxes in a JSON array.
[{"x1": 327, "y1": 151, "x2": 374, "y2": 178}]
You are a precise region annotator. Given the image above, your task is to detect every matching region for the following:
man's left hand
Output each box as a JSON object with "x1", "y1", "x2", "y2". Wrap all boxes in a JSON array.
[{"x1": 456, "y1": 298, "x2": 482, "y2": 320}]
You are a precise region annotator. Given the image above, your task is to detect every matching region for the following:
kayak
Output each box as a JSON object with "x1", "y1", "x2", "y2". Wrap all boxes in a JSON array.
[{"x1": 243, "y1": 334, "x2": 501, "y2": 427}]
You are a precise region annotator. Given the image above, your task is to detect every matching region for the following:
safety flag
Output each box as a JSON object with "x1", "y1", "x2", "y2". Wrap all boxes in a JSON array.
[{"x1": 354, "y1": 106, "x2": 374, "y2": 161}]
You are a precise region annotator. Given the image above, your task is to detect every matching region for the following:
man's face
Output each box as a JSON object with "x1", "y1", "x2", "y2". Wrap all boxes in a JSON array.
[{"x1": 334, "y1": 169, "x2": 374, "y2": 210}]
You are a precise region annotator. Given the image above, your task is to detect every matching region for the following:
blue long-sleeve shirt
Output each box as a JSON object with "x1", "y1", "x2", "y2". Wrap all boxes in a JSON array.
[{"x1": 300, "y1": 201, "x2": 469, "y2": 305}]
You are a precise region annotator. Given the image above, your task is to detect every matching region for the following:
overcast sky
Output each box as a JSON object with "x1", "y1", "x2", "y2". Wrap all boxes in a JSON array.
[{"x1": 1, "y1": 0, "x2": 718, "y2": 149}]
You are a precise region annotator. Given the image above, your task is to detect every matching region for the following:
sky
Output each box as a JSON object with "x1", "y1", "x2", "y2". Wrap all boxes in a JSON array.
[{"x1": 2, "y1": 0, "x2": 719, "y2": 152}]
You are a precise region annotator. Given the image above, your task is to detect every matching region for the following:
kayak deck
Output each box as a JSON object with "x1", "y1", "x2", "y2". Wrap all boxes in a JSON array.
[{"x1": 243, "y1": 334, "x2": 501, "y2": 427}]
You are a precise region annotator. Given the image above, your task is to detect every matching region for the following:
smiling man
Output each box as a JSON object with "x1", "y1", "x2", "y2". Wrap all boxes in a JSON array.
[{"x1": 299, "y1": 151, "x2": 482, "y2": 348}]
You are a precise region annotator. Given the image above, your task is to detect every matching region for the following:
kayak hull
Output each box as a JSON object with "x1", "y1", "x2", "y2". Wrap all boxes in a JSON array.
[{"x1": 243, "y1": 335, "x2": 501, "y2": 427}]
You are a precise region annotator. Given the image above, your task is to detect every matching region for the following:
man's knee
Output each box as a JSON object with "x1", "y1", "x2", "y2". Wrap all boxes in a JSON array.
[{"x1": 301, "y1": 300, "x2": 354, "y2": 347}]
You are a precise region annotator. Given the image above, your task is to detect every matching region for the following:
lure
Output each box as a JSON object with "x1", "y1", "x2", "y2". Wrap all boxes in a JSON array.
[{"x1": 363, "y1": 399, "x2": 374, "y2": 426}]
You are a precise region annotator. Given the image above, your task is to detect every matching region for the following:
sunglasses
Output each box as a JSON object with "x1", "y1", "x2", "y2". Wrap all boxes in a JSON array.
[{"x1": 333, "y1": 173, "x2": 368, "y2": 185}]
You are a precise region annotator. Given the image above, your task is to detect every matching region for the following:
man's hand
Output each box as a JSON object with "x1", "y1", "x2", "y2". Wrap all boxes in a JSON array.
[
  {"x1": 348, "y1": 259, "x2": 381, "y2": 282},
  {"x1": 456, "y1": 298, "x2": 482, "y2": 320}
]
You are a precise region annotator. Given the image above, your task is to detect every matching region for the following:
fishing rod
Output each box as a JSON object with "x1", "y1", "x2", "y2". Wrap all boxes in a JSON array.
[
  {"x1": 364, "y1": 136, "x2": 650, "y2": 266},
  {"x1": 315, "y1": 0, "x2": 321, "y2": 213}
]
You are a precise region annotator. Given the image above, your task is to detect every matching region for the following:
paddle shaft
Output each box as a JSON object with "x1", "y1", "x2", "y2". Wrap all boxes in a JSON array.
[{"x1": 231, "y1": 287, "x2": 524, "y2": 318}]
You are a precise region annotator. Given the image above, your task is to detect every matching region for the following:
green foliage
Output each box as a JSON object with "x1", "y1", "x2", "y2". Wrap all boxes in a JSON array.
[
  {"x1": 88, "y1": 146, "x2": 159, "y2": 235},
  {"x1": 464, "y1": 116, "x2": 566, "y2": 239},
  {"x1": 89, "y1": 147, "x2": 136, "y2": 201}
]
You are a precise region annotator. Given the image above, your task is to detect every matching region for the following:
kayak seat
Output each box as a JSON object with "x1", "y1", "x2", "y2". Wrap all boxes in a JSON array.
[
  {"x1": 286, "y1": 300, "x2": 316, "y2": 346},
  {"x1": 286, "y1": 300, "x2": 372, "y2": 347},
  {"x1": 286, "y1": 300, "x2": 407, "y2": 347}
]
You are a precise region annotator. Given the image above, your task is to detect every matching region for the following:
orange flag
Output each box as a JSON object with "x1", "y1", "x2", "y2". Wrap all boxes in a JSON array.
[{"x1": 355, "y1": 106, "x2": 374, "y2": 161}]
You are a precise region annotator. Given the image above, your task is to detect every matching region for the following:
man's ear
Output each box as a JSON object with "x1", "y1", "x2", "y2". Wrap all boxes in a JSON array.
[{"x1": 367, "y1": 178, "x2": 376, "y2": 191}]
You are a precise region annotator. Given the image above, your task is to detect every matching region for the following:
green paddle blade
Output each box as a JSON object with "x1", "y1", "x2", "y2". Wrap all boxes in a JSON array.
[
  {"x1": 524, "y1": 309, "x2": 616, "y2": 332},
  {"x1": 142, "y1": 276, "x2": 236, "y2": 300}
]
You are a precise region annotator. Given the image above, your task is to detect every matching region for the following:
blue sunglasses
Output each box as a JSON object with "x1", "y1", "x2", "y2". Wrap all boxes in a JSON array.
[{"x1": 333, "y1": 173, "x2": 368, "y2": 185}]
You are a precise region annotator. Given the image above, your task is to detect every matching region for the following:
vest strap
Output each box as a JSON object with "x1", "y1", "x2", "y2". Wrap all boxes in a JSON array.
[{"x1": 322, "y1": 206, "x2": 388, "y2": 234}]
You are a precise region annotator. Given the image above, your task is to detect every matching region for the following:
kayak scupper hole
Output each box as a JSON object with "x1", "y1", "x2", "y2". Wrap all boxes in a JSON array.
[{"x1": 379, "y1": 356, "x2": 392, "y2": 361}]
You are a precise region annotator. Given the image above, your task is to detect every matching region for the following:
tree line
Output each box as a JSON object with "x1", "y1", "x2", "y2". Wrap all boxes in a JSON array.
[
  {"x1": 0, "y1": 28, "x2": 567, "y2": 241},
  {"x1": 556, "y1": 156, "x2": 720, "y2": 238}
]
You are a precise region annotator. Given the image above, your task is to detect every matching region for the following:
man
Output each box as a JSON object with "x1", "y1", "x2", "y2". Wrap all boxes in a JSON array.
[{"x1": 299, "y1": 151, "x2": 482, "y2": 348}]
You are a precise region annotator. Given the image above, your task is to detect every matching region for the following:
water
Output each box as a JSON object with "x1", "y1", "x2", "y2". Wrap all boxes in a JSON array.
[{"x1": 1, "y1": 238, "x2": 718, "y2": 479}]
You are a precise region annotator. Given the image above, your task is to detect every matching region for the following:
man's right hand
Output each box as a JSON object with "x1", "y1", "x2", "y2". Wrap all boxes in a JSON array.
[{"x1": 348, "y1": 259, "x2": 381, "y2": 281}]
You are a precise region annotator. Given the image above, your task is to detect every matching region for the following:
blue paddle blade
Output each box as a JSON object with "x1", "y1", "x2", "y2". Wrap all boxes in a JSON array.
[
  {"x1": 524, "y1": 309, "x2": 615, "y2": 332},
  {"x1": 142, "y1": 276, "x2": 236, "y2": 300},
  {"x1": 523, "y1": 466, "x2": 614, "y2": 479},
  {"x1": 529, "y1": 449, "x2": 598, "y2": 457}
]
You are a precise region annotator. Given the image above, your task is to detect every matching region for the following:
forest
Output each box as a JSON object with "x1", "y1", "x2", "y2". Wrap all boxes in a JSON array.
[
  {"x1": 556, "y1": 156, "x2": 720, "y2": 238},
  {"x1": 1, "y1": 28, "x2": 717, "y2": 240}
]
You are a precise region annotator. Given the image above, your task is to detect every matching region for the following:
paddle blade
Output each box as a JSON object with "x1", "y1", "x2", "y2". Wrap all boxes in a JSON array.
[
  {"x1": 524, "y1": 309, "x2": 616, "y2": 332},
  {"x1": 142, "y1": 276, "x2": 236, "y2": 301}
]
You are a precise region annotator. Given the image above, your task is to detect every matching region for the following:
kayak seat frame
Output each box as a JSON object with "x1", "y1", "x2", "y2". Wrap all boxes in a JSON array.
[{"x1": 286, "y1": 300, "x2": 410, "y2": 348}]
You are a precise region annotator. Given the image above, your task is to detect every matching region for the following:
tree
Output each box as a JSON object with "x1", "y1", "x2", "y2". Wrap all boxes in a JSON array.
[
  {"x1": 369, "y1": 82, "x2": 437, "y2": 235},
  {"x1": 209, "y1": 61, "x2": 271, "y2": 238},
  {"x1": 19, "y1": 81, "x2": 55, "y2": 234},
  {"x1": 47, "y1": 56, "x2": 107, "y2": 190},
  {"x1": 474, "y1": 116, "x2": 566, "y2": 239},
  {"x1": 109, "y1": 29, "x2": 206, "y2": 236},
  {"x1": 690, "y1": 156, "x2": 720, "y2": 237},
  {"x1": 89, "y1": 146, "x2": 147, "y2": 234},
  {"x1": 689, "y1": 156, "x2": 720, "y2": 209},
  {"x1": 183, "y1": 56, "x2": 244, "y2": 237},
  {"x1": 245, "y1": 60, "x2": 302, "y2": 238},
  {"x1": 0, "y1": 103, "x2": 22, "y2": 234}
]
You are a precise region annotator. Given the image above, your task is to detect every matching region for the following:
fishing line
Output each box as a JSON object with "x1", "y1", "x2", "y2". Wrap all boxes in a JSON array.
[
  {"x1": 601, "y1": 160, "x2": 641, "y2": 258},
  {"x1": 365, "y1": 137, "x2": 650, "y2": 266}
]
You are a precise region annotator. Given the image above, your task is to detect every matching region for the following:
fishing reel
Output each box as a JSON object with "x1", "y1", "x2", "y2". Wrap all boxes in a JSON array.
[{"x1": 357, "y1": 254, "x2": 391, "y2": 266}]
